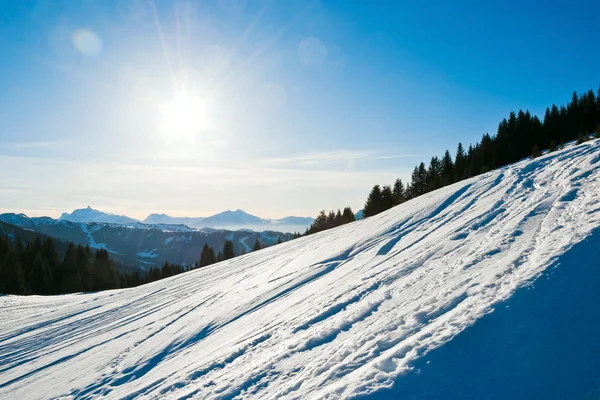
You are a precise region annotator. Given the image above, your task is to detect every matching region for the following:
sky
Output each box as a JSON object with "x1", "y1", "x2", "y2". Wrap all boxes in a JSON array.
[{"x1": 0, "y1": 0, "x2": 599, "y2": 220}]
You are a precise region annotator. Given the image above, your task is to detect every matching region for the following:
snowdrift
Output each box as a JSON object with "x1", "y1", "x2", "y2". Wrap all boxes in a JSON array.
[{"x1": 2, "y1": 142, "x2": 600, "y2": 399}]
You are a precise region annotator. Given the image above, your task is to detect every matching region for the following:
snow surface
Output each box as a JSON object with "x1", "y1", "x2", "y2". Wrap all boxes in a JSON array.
[
  {"x1": 136, "y1": 249, "x2": 159, "y2": 259},
  {"x1": 2, "y1": 142, "x2": 600, "y2": 399},
  {"x1": 79, "y1": 223, "x2": 105, "y2": 250}
]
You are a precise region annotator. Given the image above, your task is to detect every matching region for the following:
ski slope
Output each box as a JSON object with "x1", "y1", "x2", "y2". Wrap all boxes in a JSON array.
[{"x1": 2, "y1": 142, "x2": 600, "y2": 399}]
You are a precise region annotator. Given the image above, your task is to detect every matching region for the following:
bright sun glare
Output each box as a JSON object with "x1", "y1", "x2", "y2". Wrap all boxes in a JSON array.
[{"x1": 161, "y1": 96, "x2": 208, "y2": 139}]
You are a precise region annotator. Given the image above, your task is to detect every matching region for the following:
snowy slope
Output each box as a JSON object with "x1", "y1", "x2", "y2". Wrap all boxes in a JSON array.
[{"x1": 2, "y1": 142, "x2": 600, "y2": 399}]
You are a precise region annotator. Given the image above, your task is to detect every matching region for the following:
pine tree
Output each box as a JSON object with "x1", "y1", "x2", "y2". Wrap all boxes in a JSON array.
[
  {"x1": 1, "y1": 252, "x2": 27, "y2": 295},
  {"x1": 363, "y1": 185, "x2": 383, "y2": 218},
  {"x1": 76, "y1": 245, "x2": 93, "y2": 292},
  {"x1": 61, "y1": 243, "x2": 82, "y2": 293},
  {"x1": 326, "y1": 211, "x2": 336, "y2": 229},
  {"x1": 548, "y1": 140, "x2": 557, "y2": 152},
  {"x1": 341, "y1": 207, "x2": 356, "y2": 223},
  {"x1": 392, "y1": 179, "x2": 405, "y2": 205},
  {"x1": 29, "y1": 253, "x2": 53, "y2": 295},
  {"x1": 408, "y1": 166, "x2": 420, "y2": 198},
  {"x1": 94, "y1": 248, "x2": 119, "y2": 291},
  {"x1": 577, "y1": 132, "x2": 587, "y2": 144},
  {"x1": 530, "y1": 145, "x2": 542, "y2": 159},
  {"x1": 417, "y1": 162, "x2": 427, "y2": 194},
  {"x1": 595, "y1": 124, "x2": 600, "y2": 139},
  {"x1": 199, "y1": 244, "x2": 217, "y2": 267},
  {"x1": 454, "y1": 143, "x2": 466, "y2": 180},
  {"x1": 42, "y1": 237, "x2": 60, "y2": 293},
  {"x1": 161, "y1": 260, "x2": 172, "y2": 279},
  {"x1": 276, "y1": 236, "x2": 283, "y2": 245},
  {"x1": 311, "y1": 210, "x2": 328, "y2": 233},
  {"x1": 334, "y1": 209, "x2": 343, "y2": 226},
  {"x1": 426, "y1": 156, "x2": 442, "y2": 191},
  {"x1": 381, "y1": 185, "x2": 394, "y2": 212},
  {"x1": 252, "y1": 238, "x2": 263, "y2": 252},
  {"x1": 441, "y1": 150, "x2": 454, "y2": 185},
  {"x1": 222, "y1": 240, "x2": 236, "y2": 260}
]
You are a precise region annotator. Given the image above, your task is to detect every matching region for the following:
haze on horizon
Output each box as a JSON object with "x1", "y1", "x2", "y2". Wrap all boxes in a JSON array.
[{"x1": 1, "y1": 0, "x2": 599, "y2": 220}]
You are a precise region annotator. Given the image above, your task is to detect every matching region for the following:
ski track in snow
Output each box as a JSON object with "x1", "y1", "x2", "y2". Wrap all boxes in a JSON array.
[
  {"x1": 239, "y1": 236, "x2": 252, "y2": 253},
  {"x1": 2, "y1": 142, "x2": 600, "y2": 399}
]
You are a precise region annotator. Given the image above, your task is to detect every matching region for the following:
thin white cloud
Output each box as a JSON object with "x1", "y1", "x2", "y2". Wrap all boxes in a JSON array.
[
  {"x1": 5, "y1": 139, "x2": 70, "y2": 150},
  {"x1": 262, "y1": 150, "x2": 422, "y2": 167}
]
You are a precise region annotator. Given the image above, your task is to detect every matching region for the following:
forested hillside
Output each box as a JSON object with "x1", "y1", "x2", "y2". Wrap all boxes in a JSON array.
[
  {"x1": 0, "y1": 222, "x2": 285, "y2": 295},
  {"x1": 362, "y1": 87, "x2": 600, "y2": 218}
]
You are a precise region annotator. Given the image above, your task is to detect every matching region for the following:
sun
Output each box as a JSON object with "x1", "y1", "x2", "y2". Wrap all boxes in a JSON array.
[{"x1": 160, "y1": 95, "x2": 208, "y2": 139}]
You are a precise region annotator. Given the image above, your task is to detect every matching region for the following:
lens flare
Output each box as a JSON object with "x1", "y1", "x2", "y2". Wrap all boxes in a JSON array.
[{"x1": 73, "y1": 29, "x2": 103, "y2": 56}]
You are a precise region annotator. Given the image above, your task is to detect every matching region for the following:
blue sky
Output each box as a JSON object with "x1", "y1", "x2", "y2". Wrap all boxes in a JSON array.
[{"x1": 0, "y1": 0, "x2": 598, "y2": 219}]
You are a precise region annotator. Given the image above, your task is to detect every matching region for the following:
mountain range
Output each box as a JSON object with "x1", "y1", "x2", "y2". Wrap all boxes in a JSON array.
[
  {"x1": 0, "y1": 213, "x2": 293, "y2": 269},
  {"x1": 59, "y1": 206, "x2": 313, "y2": 232}
]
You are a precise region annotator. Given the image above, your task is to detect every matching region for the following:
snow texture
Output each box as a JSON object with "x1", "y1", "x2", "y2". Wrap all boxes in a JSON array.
[
  {"x1": 136, "y1": 249, "x2": 159, "y2": 259},
  {"x1": 2, "y1": 142, "x2": 600, "y2": 399}
]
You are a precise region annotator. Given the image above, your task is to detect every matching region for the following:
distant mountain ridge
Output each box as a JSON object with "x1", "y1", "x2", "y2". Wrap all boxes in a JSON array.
[
  {"x1": 60, "y1": 206, "x2": 139, "y2": 225},
  {"x1": 58, "y1": 207, "x2": 313, "y2": 232},
  {"x1": 142, "y1": 214, "x2": 205, "y2": 227},
  {"x1": 142, "y1": 209, "x2": 313, "y2": 230},
  {"x1": 0, "y1": 213, "x2": 293, "y2": 269}
]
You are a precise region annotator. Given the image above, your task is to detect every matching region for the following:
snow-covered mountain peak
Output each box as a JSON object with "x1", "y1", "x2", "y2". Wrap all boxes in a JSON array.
[{"x1": 59, "y1": 206, "x2": 140, "y2": 225}]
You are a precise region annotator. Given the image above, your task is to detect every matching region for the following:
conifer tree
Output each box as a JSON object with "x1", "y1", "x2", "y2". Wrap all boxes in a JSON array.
[
  {"x1": 276, "y1": 236, "x2": 283, "y2": 245},
  {"x1": 381, "y1": 185, "x2": 394, "y2": 212},
  {"x1": 392, "y1": 179, "x2": 405, "y2": 205},
  {"x1": 1, "y1": 252, "x2": 27, "y2": 295},
  {"x1": 252, "y1": 238, "x2": 263, "y2": 252},
  {"x1": 454, "y1": 143, "x2": 467, "y2": 180},
  {"x1": 308, "y1": 210, "x2": 328, "y2": 234},
  {"x1": 417, "y1": 162, "x2": 427, "y2": 194},
  {"x1": 427, "y1": 156, "x2": 442, "y2": 191},
  {"x1": 363, "y1": 185, "x2": 383, "y2": 218},
  {"x1": 43, "y1": 237, "x2": 60, "y2": 292},
  {"x1": 199, "y1": 244, "x2": 217, "y2": 267},
  {"x1": 341, "y1": 207, "x2": 356, "y2": 223},
  {"x1": 441, "y1": 150, "x2": 454, "y2": 185},
  {"x1": 334, "y1": 209, "x2": 343, "y2": 226},
  {"x1": 94, "y1": 248, "x2": 119, "y2": 291},
  {"x1": 61, "y1": 243, "x2": 82, "y2": 293},
  {"x1": 222, "y1": 240, "x2": 236, "y2": 260},
  {"x1": 326, "y1": 211, "x2": 336, "y2": 229},
  {"x1": 29, "y1": 253, "x2": 53, "y2": 295},
  {"x1": 76, "y1": 245, "x2": 93, "y2": 292}
]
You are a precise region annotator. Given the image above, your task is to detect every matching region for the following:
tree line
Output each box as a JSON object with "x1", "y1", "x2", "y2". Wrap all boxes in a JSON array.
[
  {"x1": 195, "y1": 236, "x2": 284, "y2": 268},
  {"x1": 0, "y1": 235, "x2": 122, "y2": 295},
  {"x1": 0, "y1": 234, "x2": 287, "y2": 295},
  {"x1": 304, "y1": 207, "x2": 356, "y2": 235},
  {"x1": 363, "y1": 87, "x2": 600, "y2": 218}
]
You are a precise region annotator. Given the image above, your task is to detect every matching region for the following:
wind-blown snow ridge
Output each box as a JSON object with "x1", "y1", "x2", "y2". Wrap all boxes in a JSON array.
[{"x1": 2, "y1": 142, "x2": 600, "y2": 399}]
